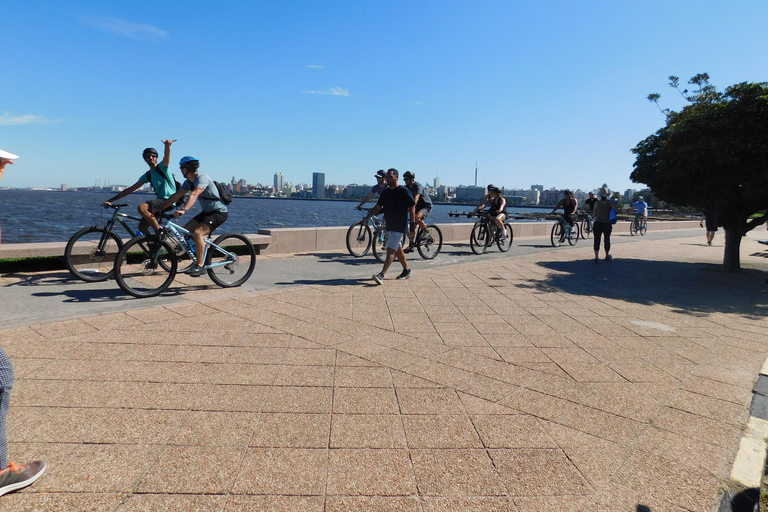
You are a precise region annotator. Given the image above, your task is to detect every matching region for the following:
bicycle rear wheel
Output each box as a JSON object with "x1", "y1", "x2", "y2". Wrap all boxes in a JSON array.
[
  {"x1": 551, "y1": 222, "x2": 563, "y2": 247},
  {"x1": 346, "y1": 221, "x2": 372, "y2": 257},
  {"x1": 206, "y1": 233, "x2": 256, "y2": 287},
  {"x1": 640, "y1": 221, "x2": 647, "y2": 236},
  {"x1": 372, "y1": 229, "x2": 389, "y2": 263},
  {"x1": 65, "y1": 226, "x2": 123, "y2": 282},
  {"x1": 567, "y1": 223, "x2": 579, "y2": 245},
  {"x1": 470, "y1": 221, "x2": 489, "y2": 254},
  {"x1": 497, "y1": 223, "x2": 513, "y2": 252},
  {"x1": 417, "y1": 225, "x2": 442, "y2": 259},
  {"x1": 630, "y1": 219, "x2": 638, "y2": 236},
  {"x1": 114, "y1": 235, "x2": 177, "y2": 298},
  {"x1": 581, "y1": 219, "x2": 592, "y2": 239}
]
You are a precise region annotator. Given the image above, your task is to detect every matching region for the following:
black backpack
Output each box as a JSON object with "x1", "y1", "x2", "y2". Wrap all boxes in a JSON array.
[
  {"x1": 200, "y1": 180, "x2": 233, "y2": 205},
  {"x1": 145, "y1": 167, "x2": 186, "y2": 206}
]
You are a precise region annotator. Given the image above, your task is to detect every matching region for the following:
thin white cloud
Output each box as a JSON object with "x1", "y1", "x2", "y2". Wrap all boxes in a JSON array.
[
  {"x1": 306, "y1": 65, "x2": 324, "y2": 69},
  {"x1": 80, "y1": 15, "x2": 168, "y2": 41},
  {"x1": 408, "y1": 101, "x2": 423, "y2": 106},
  {"x1": 302, "y1": 87, "x2": 351, "y2": 96},
  {"x1": 0, "y1": 112, "x2": 65, "y2": 126}
]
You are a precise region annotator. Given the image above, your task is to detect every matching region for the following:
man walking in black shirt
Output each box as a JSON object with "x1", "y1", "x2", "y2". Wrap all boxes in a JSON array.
[{"x1": 363, "y1": 168, "x2": 416, "y2": 284}]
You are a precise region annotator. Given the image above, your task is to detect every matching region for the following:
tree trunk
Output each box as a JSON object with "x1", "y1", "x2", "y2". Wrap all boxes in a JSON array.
[{"x1": 722, "y1": 227, "x2": 742, "y2": 272}]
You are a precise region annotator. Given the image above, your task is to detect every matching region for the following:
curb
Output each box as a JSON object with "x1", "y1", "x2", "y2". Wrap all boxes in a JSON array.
[{"x1": 718, "y1": 358, "x2": 768, "y2": 512}]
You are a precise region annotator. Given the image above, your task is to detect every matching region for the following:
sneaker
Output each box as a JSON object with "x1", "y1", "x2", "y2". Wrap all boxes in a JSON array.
[
  {"x1": 187, "y1": 264, "x2": 206, "y2": 277},
  {"x1": 707, "y1": 241, "x2": 712, "y2": 246},
  {"x1": 605, "y1": 255, "x2": 613, "y2": 261},
  {"x1": 0, "y1": 461, "x2": 47, "y2": 497},
  {"x1": 403, "y1": 246, "x2": 413, "y2": 254},
  {"x1": 396, "y1": 268, "x2": 412, "y2": 280},
  {"x1": 372, "y1": 273, "x2": 384, "y2": 285}
]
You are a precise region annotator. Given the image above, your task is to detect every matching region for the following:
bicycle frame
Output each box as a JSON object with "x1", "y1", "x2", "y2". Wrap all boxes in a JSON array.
[
  {"x1": 158, "y1": 216, "x2": 239, "y2": 271},
  {"x1": 96, "y1": 204, "x2": 143, "y2": 255}
]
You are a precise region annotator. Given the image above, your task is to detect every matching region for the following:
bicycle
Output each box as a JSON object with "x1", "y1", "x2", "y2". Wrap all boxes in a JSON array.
[
  {"x1": 113, "y1": 213, "x2": 256, "y2": 298},
  {"x1": 579, "y1": 212, "x2": 594, "y2": 239},
  {"x1": 65, "y1": 203, "x2": 147, "y2": 282},
  {"x1": 468, "y1": 210, "x2": 513, "y2": 254},
  {"x1": 346, "y1": 208, "x2": 385, "y2": 257},
  {"x1": 550, "y1": 216, "x2": 580, "y2": 247},
  {"x1": 372, "y1": 222, "x2": 443, "y2": 262},
  {"x1": 630, "y1": 214, "x2": 647, "y2": 236}
]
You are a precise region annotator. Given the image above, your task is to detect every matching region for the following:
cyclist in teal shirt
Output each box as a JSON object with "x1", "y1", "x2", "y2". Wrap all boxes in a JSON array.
[{"x1": 105, "y1": 139, "x2": 177, "y2": 235}]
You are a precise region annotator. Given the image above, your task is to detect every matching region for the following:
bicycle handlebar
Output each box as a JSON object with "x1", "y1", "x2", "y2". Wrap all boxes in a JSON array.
[{"x1": 104, "y1": 203, "x2": 129, "y2": 209}]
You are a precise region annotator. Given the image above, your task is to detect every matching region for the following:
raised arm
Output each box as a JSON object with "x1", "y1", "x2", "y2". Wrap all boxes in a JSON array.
[{"x1": 160, "y1": 139, "x2": 176, "y2": 168}]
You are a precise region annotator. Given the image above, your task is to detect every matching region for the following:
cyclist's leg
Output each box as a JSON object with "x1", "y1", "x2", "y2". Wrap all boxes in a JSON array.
[
  {"x1": 415, "y1": 208, "x2": 429, "y2": 232},
  {"x1": 185, "y1": 211, "x2": 227, "y2": 267},
  {"x1": 138, "y1": 199, "x2": 165, "y2": 234}
]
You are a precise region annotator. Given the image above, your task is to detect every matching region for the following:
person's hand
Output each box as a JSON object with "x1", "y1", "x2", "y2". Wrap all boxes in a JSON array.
[
  {"x1": 355, "y1": 205, "x2": 362, "y2": 210},
  {"x1": 162, "y1": 139, "x2": 177, "y2": 146},
  {"x1": 173, "y1": 209, "x2": 185, "y2": 218},
  {"x1": 103, "y1": 201, "x2": 112, "y2": 206}
]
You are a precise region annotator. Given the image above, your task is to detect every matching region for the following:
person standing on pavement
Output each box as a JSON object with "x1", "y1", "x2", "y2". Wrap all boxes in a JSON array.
[
  {"x1": 0, "y1": 149, "x2": 47, "y2": 496},
  {"x1": 700, "y1": 208, "x2": 717, "y2": 245},
  {"x1": 364, "y1": 168, "x2": 416, "y2": 284},
  {"x1": 592, "y1": 186, "x2": 618, "y2": 262}
]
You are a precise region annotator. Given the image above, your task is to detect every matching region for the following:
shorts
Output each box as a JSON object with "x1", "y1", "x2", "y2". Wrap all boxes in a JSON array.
[
  {"x1": 145, "y1": 198, "x2": 174, "y2": 215},
  {"x1": 192, "y1": 211, "x2": 228, "y2": 233},
  {"x1": 386, "y1": 231, "x2": 405, "y2": 251},
  {"x1": 417, "y1": 207, "x2": 432, "y2": 220},
  {"x1": 704, "y1": 216, "x2": 717, "y2": 232}
]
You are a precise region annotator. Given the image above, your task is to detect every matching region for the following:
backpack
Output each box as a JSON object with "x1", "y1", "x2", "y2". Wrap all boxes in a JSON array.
[{"x1": 200, "y1": 180, "x2": 233, "y2": 205}]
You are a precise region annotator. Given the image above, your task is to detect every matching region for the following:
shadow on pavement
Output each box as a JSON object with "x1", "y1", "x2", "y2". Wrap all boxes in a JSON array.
[
  {"x1": 3, "y1": 271, "x2": 81, "y2": 287},
  {"x1": 274, "y1": 277, "x2": 374, "y2": 287},
  {"x1": 519, "y1": 258, "x2": 768, "y2": 319},
  {"x1": 32, "y1": 287, "x2": 183, "y2": 303}
]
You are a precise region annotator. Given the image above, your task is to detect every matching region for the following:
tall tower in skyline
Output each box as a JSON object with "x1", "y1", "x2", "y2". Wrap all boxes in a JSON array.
[
  {"x1": 434, "y1": 176, "x2": 440, "y2": 189},
  {"x1": 313, "y1": 172, "x2": 325, "y2": 198},
  {"x1": 274, "y1": 172, "x2": 284, "y2": 191}
]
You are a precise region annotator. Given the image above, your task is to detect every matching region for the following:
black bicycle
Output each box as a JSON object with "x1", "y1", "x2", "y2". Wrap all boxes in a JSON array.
[
  {"x1": 65, "y1": 203, "x2": 145, "y2": 282},
  {"x1": 468, "y1": 210, "x2": 513, "y2": 255},
  {"x1": 372, "y1": 223, "x2": 443, "y2": 262}
]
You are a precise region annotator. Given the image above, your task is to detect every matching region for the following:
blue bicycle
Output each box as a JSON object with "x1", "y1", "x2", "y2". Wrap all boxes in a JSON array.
[{"x1": 550, "y1": 216, "x2": 579, "y2": 247}]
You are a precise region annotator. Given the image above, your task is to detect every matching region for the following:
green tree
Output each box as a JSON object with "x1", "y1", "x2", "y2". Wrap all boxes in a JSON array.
[{"x1": 631, "y1": 75, "x2": 768, "y2": 272}]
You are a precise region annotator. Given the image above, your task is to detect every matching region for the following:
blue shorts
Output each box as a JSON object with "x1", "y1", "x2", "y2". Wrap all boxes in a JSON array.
[{"x1": 386, "y1": 231, "x2": 405, "y2": 251}]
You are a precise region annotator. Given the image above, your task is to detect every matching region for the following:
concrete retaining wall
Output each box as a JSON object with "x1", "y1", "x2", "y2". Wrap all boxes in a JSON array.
[{"x1": 1, "y1": 220, "x2": 701, "y2": 260}]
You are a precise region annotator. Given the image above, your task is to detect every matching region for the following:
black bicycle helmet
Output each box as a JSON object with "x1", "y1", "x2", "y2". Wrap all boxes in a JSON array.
[
  {"x1": 403, "y1": 171, "x2": 415, "y2": 179},
  {"x1": 142, "y1": 148, "x2": 158, "y2": 160}
]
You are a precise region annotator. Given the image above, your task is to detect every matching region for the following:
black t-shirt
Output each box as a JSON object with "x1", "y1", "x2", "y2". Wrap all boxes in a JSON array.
[
  {"x1": 584, "y1": 197, "x2": 597, "y2": 212},
  {"x1": 376, "y1": 185, "x2": 415, "y2": 232}
]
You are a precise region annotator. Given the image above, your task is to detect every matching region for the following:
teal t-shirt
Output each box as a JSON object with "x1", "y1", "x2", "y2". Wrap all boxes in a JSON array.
[{"x1": 139, "y1": 163, "x2": 176, "y2": 200}]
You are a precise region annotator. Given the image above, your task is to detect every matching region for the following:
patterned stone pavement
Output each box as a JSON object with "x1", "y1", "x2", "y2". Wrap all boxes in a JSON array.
[{"x1": 2, "y1": 232, "x2": 767, "y2": 511}]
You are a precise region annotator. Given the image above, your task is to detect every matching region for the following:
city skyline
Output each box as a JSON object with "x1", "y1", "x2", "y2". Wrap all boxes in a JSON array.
[{"x1": 2, "y1": 1, "x2": 766, "y2": 191}]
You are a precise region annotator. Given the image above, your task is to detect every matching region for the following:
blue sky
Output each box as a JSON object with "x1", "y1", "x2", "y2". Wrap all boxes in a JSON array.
[{"x1": 2, "y1": 0, "x2": 766, "y2": 192}]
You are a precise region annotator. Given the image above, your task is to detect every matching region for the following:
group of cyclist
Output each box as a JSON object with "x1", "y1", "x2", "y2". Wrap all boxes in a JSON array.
[{"x1": 104, "y1": 141, "x2": 228, "y2": 277}]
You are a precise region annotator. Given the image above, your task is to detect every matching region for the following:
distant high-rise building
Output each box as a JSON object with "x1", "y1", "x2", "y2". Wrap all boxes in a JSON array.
[
  {"x1": 531, "y1": 184, "x2": 544, "y2": 192},
  {"x1": 274, "y1": 172, "x2": 284, "y2": 191},
  {"x1": 313, "y1": 172, "x2": 326, "y2": 198},
  {"x1": 434, "y1": 177, "x2": 440, "y2": 189}
]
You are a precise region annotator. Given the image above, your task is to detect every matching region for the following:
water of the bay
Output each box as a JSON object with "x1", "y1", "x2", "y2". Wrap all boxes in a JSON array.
[{"x1": 0, "y1": 189, "x2": 552, "y2": 244}]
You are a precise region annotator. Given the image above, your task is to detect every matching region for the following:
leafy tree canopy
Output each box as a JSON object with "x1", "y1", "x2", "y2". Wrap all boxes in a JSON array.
[{"x1": 631, "y1": 74, "x2": 768, "y2": 271}]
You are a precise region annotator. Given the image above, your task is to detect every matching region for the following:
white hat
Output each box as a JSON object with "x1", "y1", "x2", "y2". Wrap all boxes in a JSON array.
[{"x1": 0, "y1": 149, "x2": 19, "y2": 160}]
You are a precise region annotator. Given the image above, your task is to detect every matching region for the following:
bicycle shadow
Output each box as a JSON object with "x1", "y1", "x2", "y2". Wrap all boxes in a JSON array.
[
  {"x1": 517, "y1": 257, "x2": 768, "y2": 319},
  {"x1": 2, "y1": 271, "x2": 84, "y2": 287},
  {"x1": 273, "y1": 277, "x2": 374, "y2": 287}
]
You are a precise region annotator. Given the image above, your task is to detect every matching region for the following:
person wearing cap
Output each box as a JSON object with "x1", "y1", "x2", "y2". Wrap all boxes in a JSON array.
[
  {"x1": 475, "y1": 185, "x2": 508, "y2": 239},
  {"x1": 592, "y1": 186, "x2": 619, "y2": 262},
  {"x1": 583, "y1": 191, "x2": 597, "y2": 213},
  {"x1": 364, "y1": 168, "x2": 416, "y2": 284},
  {"x1": 0, "y1": 149, "x2": 48, "y2": 497},
  {"x1": 104, "y1": 139, "x2": 177, "y2": 235},
  {"x1": 355, "y1": 170, "x2": 388, "y2": 210},
  {"x1": 632, "y1": 195, "x2": 649, "y2": 228},
  {"x1": 401, "y1": 171, "x2": 433, "y2": 248},
  {"x1": 551, "y1": 190, "x2": 579, "y2": 235},
  {"x1": 161, "y1": 156, "x2": 228, "y2": 277}
]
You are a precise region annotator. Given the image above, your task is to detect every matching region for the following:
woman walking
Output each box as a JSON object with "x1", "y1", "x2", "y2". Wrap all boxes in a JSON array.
[{"x1": 592, "y1": 186, "x2": 618, "y2": 262}]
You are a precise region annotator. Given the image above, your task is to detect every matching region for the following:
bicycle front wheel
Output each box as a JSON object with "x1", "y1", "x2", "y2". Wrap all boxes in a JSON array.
[
  {"x1": 581, "y1": 219, "x2": 592, "y2": 239},
  {"x1": 65, "y1": 226, "x2": 123, "y2": 282},
  {"x1": 551, "y1": 222, "x2": 563, "y2": 247},
  {"x1": 630, "y1": 220, "x2": 638, "y2": 236},
  {"x1": 497, "y1": 223, "x2": 513, "y2": 252},
  {"x1": 470, "y1": 221, "x2": 489, "y2": 254},
  {"x1": 372, "y1": 229, "x2": 389, "y2": 263},
  {"x1": 417, "y1": 225, "x2": 442, "y2": 259},
  {"x1": 206, "y1": 233, "x2": 256, "y2": 287},
  {"x1": 640, "y1": 221, "x2": 647, "y2": 236},
  {"x1": 346, "y1": 221, "x2": 372, "y2": 257},
  {"x1": 567, "y1": 223, "x2": 579, "y2": 245},
  {"x1": 114, "y1": 235, "x2": 177, "y2": 298}
]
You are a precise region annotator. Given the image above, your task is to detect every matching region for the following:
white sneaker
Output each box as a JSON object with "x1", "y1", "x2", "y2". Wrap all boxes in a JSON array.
[{"x1": 372, "y1": 273, "x2": 384, "y2": 285}]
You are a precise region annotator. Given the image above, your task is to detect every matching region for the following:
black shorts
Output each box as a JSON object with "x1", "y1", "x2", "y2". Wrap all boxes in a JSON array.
[
  {"x1": 192, "y1": 211, "x2": 228, "y2": 233},
  {"x1": 145, "y1": 198, "x2": 174, "y2": 215}
]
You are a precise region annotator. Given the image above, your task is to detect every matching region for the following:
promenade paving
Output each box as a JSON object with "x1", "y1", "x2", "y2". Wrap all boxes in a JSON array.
[{"x1": 2, "y1": 232, "x2": 768, "y2": 511}]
